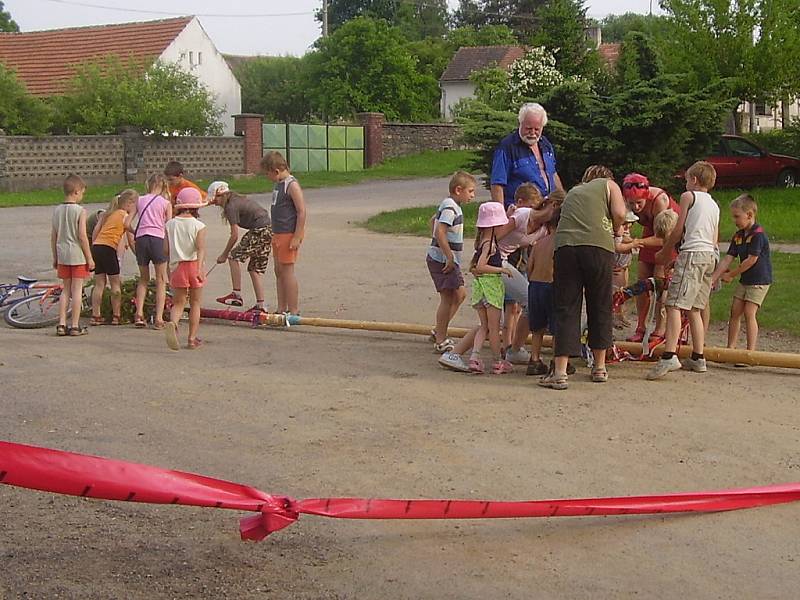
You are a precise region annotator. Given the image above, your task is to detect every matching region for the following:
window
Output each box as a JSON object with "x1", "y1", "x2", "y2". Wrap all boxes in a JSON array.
[
  {"x1": 197, "y1": 52, "x2": 202, "y2": 66},
  {"x1": 189, "y1": 51, "x2": 194, "y2": 65},
  {"x1": 726, "y1": 137, "x2": 762, "y2": 158},
  {"x1": 755, "y1": 102, "x2": 771, "y2": 116}
]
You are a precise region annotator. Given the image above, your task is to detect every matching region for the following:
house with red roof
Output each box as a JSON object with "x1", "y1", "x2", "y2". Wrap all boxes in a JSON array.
[{"x1": 0, "y1": 16, "x2": 241, "y2": 135}]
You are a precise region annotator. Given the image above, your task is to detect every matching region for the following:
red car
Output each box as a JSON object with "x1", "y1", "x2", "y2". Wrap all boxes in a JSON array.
[{"x1": 705, "y1": 135, "x2": 800, "y2": 188}]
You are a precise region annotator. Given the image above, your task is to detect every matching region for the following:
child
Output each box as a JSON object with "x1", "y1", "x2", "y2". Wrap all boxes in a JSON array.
[
  {"x1": 712, "y1": 194, "x2": 772, "y2": 354},
  {"x1": 51, "y1": 174, "x2": 94, "y2": 336},
  {"x1": 164, "y1": 161, "x2": 206, "y2": 207},
  {"x1": 647, "y1": 161, "x2": 719, "y2": 380},
  {"x1": 89, "y1": 189, "x2": 137, "y2": 325},
  {"x1": 525, "y1": 208, "x2": 560, "y2": 375},
  {"x1": 164, "y1": 188, "x2": 207, "y2": 350},
  {"x1": 208, "y1": 181, "x2": 273, "y2": 313},
  {"x1": 612, "y1": 211, "x2": 644, "y2": 328},
  {"x1": 426, "y1": 171, "x2": 475, "y2": 352},
  {"x1": 468, "y1": 202, "x2": 514, "y2": 374},
  {"x1": 261, "y1": 151, "x2": 307, "y2": 316},
  {"x1": 131, "y1": 173, "x2": 173, "y2": 328}
]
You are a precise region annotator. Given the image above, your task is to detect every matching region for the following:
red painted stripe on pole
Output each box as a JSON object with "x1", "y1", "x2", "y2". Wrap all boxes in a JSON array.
[{"x1": 2, "y1": 441, "x2": 800, "y2": 541}]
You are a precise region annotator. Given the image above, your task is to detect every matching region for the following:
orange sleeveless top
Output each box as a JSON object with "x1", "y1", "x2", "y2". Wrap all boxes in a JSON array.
[{"x1": 94, "y1": 209, "x2": 127, "y2": 248}]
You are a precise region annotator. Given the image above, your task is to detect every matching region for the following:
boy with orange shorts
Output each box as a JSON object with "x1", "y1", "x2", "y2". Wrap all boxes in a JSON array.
[{"x1": 261, "y1": 151, "x2": 306, "y2": 316}]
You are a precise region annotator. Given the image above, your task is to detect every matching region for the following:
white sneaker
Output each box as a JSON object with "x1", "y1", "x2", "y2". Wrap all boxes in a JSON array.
[
  {"x1": 505, "y1": 347, "x2": 531, "y2": 365},
  {"x1": 646, "y1": 355, "x2": 681, "y2": 380},
  {"x1": 682, "y1": 357, "x2": 708, "y2": 372},
  {"x1": 438, "y1": 351, "x2": 470, "y2": 372}
]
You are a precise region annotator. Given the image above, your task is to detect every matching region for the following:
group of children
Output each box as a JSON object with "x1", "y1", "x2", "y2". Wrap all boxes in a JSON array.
[
  {"x1": 429, "y1": 162, "x2": 774, "y2": 382},
  {"x1": 49, "y1": 153, "x2": 306, "y2": 350}
]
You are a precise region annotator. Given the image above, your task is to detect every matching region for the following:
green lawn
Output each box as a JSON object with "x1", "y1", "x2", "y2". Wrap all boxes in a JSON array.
[
  {"x1": 0, "y1": 150, "x2": 477, "y2": 209},
  {"x1": 364, "y1": 187, "x2": 800, "y2": 243}
]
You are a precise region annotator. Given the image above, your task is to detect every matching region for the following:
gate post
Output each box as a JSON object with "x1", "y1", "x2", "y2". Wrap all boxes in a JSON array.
[
  {"x1": 357, "y1": 112, "x2": 384, "y2": 168},
  {"x1": 234, "y1": 113, "x2": 264, "y2": 174}
]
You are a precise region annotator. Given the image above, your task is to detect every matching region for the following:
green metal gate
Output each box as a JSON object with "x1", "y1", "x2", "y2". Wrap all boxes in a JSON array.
[{"x1": 262, "y1": 123, "x2": 364, "y2": 172}]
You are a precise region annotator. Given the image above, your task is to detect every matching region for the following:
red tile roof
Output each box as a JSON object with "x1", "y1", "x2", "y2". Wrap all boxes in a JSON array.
[
  {"x1": 440, "y1": 45, "x2": 526, "y2": 82},
  {"x1": 598, "y1": 43, "x2": 622, "y2": 67},
  {"x1": 0, "y1": 17, "x2": 192, "y2": 96}
]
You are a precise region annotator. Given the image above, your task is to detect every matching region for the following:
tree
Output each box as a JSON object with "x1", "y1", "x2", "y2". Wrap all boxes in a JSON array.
[
  {"x1": 0, "y1": 63, "x2": 51, "y2": 134},
  {"x1": 445, "y1": 24, "x2": 518, "y2": 49},
  {"x1": 53, "y1": 57, "x2": 222, "y2": 135},
  {"x1": 0, "y1": 1, "x2": 18, "y2": 32},
  {"x1": 451, "y1": 0, "x2": 548, "y2": 42},
  {"x1": 306, "y1": 17, "x2": 439, "y2": 121},
  {"x1": 531, "y1": 0, "x2": 593, "y2": 76},
  {"x1": 616, "y1": 31, "x2": 662, "y2": 85},
  {"x1": 319, "y1": 0, "x2": 447, "y2": 39},
  {"x1": 235, "y1": 56, "x2": 313, "y2": 122},
  {"x1": 599, "y1": 13, "x2": 670, "y2": 43}
]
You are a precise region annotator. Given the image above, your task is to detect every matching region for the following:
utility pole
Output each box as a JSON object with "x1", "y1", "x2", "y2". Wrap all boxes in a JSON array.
[{"x1": 322, "y1": 0, "x2": 329, "y2": 37}]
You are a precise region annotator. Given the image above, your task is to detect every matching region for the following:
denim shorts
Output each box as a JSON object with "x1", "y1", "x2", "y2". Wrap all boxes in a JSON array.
[{"x1": 135, "y1": 235, "x2": 167, "y2": 266}]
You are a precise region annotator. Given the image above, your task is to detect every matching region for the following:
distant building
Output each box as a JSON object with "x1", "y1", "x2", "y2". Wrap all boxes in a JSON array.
[
  {"x1": 439, "y1": 45, "x2": 526, "y2": 121},
  {"x1": 0, "y1": 16, "x2": 241, "y2": 135}
]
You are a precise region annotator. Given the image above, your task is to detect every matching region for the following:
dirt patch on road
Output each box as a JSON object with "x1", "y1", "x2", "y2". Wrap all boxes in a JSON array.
[{"x1": 1, "y1": 178, "x2": 799, "y2": 599}]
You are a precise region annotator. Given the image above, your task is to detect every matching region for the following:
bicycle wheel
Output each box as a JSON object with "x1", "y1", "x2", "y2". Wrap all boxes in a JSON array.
[
  {"x1": 4, "y1": 292, "x2": 65, "y2": 329},
  {"x1": 0, "y1": 287, "x2": 26, "y2": 315}
]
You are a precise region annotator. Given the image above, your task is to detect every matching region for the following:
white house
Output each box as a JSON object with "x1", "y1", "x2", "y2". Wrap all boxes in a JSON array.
[
  {"x1": 0, "y1": 16, "x2": 241, "y2": 135},
  {"x1": 737, "y1": 100, "x2": 800, "y2": 132}
]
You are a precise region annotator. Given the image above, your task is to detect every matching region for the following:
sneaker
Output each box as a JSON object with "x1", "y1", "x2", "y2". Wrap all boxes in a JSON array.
[
  {"x1": 526, "y1": 359, "x2": 549, "y2": 376},
  {"x1": 492, "y1": 359, "x2": 513, "y2": 374},
  {"x1": 505, "y1": 347, "x2": 531, "y2": 365},
  {"x1": 433, "y1": 338, "x2": 456, "y2": 353},
  {"x1": 216, "y1": 291, "x2": 243, "y2": 307},
  {"x1": 246, "y1": 305, "x2": 269, "y2": 314},
  {"x1": 626, "y1": 328, "x2": 645, "y2": 343},
  {"x1": 646, "y1": 355, "x2": 681, "y2": 380},
  {"x1": 538, "y1": 372, "x2": 569, "y2": 390},
  {"x1": 682, "y1": 357, "x2": 707, "y2": 373},
  {"x1": 165, "y1": 321, "x2": 179, "y2": 351},
  {"x1": 439, "y1": 351, "x2": 470, "y2": 373}
]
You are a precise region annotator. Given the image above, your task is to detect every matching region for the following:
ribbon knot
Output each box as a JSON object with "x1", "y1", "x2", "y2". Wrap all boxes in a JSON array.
[{"x1": 239, "y1": 496, "x2": 299, "y2": 541}]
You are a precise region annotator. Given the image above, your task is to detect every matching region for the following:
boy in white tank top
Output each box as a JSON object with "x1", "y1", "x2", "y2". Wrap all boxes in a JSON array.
[{"x1": 647, "y1": 161, "x2": 719, "y2": 380}]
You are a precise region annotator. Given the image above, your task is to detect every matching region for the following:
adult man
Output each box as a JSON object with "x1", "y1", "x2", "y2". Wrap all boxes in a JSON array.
[{"x1": 490, "y1": 102, "x2": 564, "y2": 207}]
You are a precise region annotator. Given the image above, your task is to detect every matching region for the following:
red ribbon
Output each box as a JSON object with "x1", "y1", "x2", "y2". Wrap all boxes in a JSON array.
[{"x1": 2, "y1": 441, "x2": 800, "y2": 541}]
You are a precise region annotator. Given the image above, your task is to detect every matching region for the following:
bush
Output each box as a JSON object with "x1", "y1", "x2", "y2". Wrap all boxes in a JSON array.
[
  {"x1": 745, "y1": 126, "x2": 800, "y2": 158},
  {"x1": 94, "y1": 277, "x2": 168, "y2": 324}
]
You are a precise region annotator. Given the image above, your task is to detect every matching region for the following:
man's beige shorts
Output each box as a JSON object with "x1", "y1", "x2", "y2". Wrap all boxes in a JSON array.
[
  {"x1": 665, "y1": 251, "x2": 715, "y2": 310},
  {"x1": 733, "y1": 283, "x2": 770, "y2": 306}
]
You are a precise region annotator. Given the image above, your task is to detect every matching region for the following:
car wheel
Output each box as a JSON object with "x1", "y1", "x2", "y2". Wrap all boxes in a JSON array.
[{"x1": 776, "y1": 169, "x2": 796, "y2": 187}]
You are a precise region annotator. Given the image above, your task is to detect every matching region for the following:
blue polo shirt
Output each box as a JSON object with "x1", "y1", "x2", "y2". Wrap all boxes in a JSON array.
[
  {"x1": 726, "y1": 223, "x2": 772, "y2": 285},
  {"x1": 490, "y1": 131, "x2": 558, "y2": 207}
]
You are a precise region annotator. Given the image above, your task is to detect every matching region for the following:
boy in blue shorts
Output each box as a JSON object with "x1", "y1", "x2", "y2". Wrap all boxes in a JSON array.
[
  {"x1": 427, "y1": 171, "x2": 475, "y2": 352},
  {"x1": 712, "y1": 193, "x2": 772, "y2": 354}
]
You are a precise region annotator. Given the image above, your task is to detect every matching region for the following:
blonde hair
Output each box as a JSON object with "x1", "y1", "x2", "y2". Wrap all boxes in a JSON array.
[
  {"x1": 653, "y1": 209, "x2": 678, "y2": 239},
  {"x1": 514, "y1": 182, "x2": 543, "y2": 206},
  {"x1": 730, "y1": 193, "x2": 757, "y2": 216},
  {"x1": 146, "y1": 173, "x2": 170, "y2": 199},
  {"x1": 686, "y1": 161, "x2": 716, "y2": 190},
  {"x1": 449, "y1": 170, "x2": 476, "y2": 194},
  {"x1": 582, "y1": 165, "x2": 614, "y2": 183},
  {"x1": 96, "y1": 189, "x2": 137, "y2": 230},
  {"x1": 63, "y1": 173, "x2": 86, "y2": 196},
  {"x1": 261, "y1": 151, "x2": 289, "y2": 172}
]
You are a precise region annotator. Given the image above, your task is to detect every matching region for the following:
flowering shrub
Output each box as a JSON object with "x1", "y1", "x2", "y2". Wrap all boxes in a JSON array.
[{"x1": 507, "y1": 47, "x2": 566, "y2": 105}]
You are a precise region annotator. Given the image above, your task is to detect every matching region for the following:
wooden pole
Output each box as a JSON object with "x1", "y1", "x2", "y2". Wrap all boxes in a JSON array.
[{"x1": 199, "y1": 309, "x2": 800, "y2": 370}]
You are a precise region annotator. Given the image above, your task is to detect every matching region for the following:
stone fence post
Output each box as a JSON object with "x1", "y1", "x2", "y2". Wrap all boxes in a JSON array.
[
  {"x1": 357, "y1": 112, "x2": 385, "y2": 167},
  {"x1": 118, "y1": 126, "x2": 146, "y2": 183},
  {"x1": 0, "y1": 131, "x2": 7, "y2": 192},
  {"x1": 234, "y1": 113, "x2": 264, "y2": 174}
]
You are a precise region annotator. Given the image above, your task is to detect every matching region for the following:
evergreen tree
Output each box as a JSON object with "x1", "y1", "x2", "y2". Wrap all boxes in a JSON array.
[
  {"x1": 532, "y1": 0, "x2": 592, "y2": 76},
  {"x1": 0, "y1": 1, "x2": 19, "y2": 32}
]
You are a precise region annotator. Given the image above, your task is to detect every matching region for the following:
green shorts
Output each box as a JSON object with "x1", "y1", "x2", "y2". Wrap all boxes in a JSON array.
[{"x1": 471, "y1": 273, "x2": 505, "y2": 310}]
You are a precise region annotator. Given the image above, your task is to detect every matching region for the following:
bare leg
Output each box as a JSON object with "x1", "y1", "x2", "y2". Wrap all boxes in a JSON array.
[
  {"x1": 553, "y1": 355, "x2": 569, "y2": 378},
  {"x1": 154, "y1": 262, "x2": 168, "y2": 325},
  {"x1": 452, "y1": 326, "x2": 479, "y2": 355},
  {"x1": 170, "y1": 288, "x2": 187, "y2": 325},
  {"x1": 435, "y1": 288, "x2": 465, "y2": 343},
  {"x1": 91, "y1": 273, "x2": 107, "y2": 318},
  {"x1": 69, "y1": 277, "x2": 84, "y2": 329},
  {"x1": 276, "y1": 263, "x2": 299, "y2": 314},
  {"x1": 502, "y1": 302, "x2": 520, "y2": 351},
  {"x1": 274, "y1": 262, "x2": 286, "y2": 313},
  {"x1": 59, "y1": 277, "x2": 72, "y2": 327},
  {"x1": 472, "y1": 307, "x2": 488, "y2": 356},
  {"x1": 687, "y1": 308, "x2": 705, "y2": 355},
  {"x1": 188, "y1": 287, "x2": 202, "y2": 342},
  {"x1": 743, "y1": 301, "x2": 760, "y2": 351},
  {"x1": 634, "y1": 261, "x2": 654, "y2": 333},
  {"x1": 248, "y1": 269, "x2": 266, "y2": 305},
  {"x1": 511, "y1": 314, "x2": 530, "y2": 351},
  {"x1": 663, "y1": 306, "x2": 683, "y2": 353},
  {"x1": 592, "y1": 348, "x2": 607, "y2": 371},
  {"x1": 531, "y1": 330, "x2": 544, "y2": 361},
  {"x1": 109, "y1": 274, "x2": 122, "y2": 319},
  {"x1": 229, "y1": 259, "x2": 243, "y2": 294},
  {"x1": 135, "y1": 264, "x2": 151, "y2": 320},
  {"x1": 727, "y1": 297, "x2": 745, "y2": 348},
  {"x1": 487, "y1": 306, "x2": 503, "y2": 359}
]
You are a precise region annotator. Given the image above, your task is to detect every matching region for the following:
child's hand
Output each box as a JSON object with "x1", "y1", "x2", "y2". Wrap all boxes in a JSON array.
[
  {"x1": 443, "y1": 257, "x2": 456, "y2": 273},
  {"x1": 216, "y1": 254, "x2": 228, "y2": 264},
  {"x1": 506, "y1": 204, "x2": 516, "y2": 217},
  {"x1": 289, "y1": 236, "x2": 303, "y2": 250},
  {"x1": 501, "y1": 268, "x2": 513, "y2": 277},
  {"x1": 721, "y1": 271, "x2": 734, "y2": 283},
  {"x1": 87, "y1": 258, "x2": 96, "y2": 272}
]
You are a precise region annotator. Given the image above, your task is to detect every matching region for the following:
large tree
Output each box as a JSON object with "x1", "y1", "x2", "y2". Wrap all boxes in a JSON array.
[
  {"x1": 53, "y1": 57, "x2": 222, "y2": 135},
  {"x1": 531, "y1": 0, "x2": 593, "y2": 76},
  {"x1": 0, "y1": 1, "x2": 18, "y2": 32},
  {"x1": 451, "y1": 0, "x2": 547, "y2": 42},
  {"x1": 235, "y1": 56, "x2": 313, "y2": 122},
  {"x1": 0, "y1": 63, "x2": 51, "y2": 134},
  {"x1": 319, "y1": 0, "x2": 447, "y2": 39},
  {"x1": 599, "y1": 12, "x2": 670, "y2": 43},
  {"x1": 306, "y1": 17, "x2": 439, "y2": 121}
]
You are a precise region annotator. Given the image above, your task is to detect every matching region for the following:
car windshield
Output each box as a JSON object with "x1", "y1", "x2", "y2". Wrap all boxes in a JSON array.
[{"x1": 727, "y1": 138, "x2": 762, "y2": 157}]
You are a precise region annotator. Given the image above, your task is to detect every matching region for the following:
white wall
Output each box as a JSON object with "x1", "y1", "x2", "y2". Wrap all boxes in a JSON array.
[
  {"x1": 440, "y1": 81, "x2": 477, "y2": 121},
  {"x1": 738, "y1": 99, "x2": 800, "y2": 132},
  {"x1": 160, "y1": 18, "x2": 242, "y2": 136}
]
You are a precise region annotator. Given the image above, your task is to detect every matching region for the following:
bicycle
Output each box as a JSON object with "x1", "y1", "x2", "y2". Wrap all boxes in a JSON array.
[
  {"x1": 0, "y1": 276, "x2": 61, "y2": 315},
  {"x1": 4, "y1": 283, "x2": 92, "y2": 329}
]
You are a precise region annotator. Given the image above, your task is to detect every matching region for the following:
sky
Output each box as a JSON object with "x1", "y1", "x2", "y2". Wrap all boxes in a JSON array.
[{"x1": 4, "y1": 0, "x2": 663, "y2": 56}]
